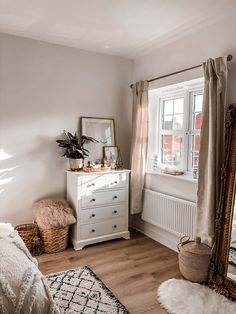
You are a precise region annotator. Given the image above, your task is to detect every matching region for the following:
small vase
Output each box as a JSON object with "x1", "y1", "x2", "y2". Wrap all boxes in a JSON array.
[{"x1": 69, "y1": 158, "x2": 83, "y2": 171}]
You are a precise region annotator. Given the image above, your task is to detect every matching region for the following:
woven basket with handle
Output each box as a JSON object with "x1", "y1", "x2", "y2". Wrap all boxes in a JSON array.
[
  {"x1": 178, "y1": 236, "x2": 211, "y2": 283},
  {"x1": 15, "y1": 223, "x2": 38, "y2": 253},
  {"x1": 39, "y1": 226, "x2": 69, "y2": 254}
]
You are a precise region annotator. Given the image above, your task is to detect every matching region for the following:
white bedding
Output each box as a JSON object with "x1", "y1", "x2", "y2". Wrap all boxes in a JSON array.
[{"x1": 0, "y1": 223, "x2": 59, "y2": 314}]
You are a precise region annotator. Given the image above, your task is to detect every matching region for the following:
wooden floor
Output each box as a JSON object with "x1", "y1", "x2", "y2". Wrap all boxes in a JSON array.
[{"x1": 37, "y1": 229, "x2": 181, "y2": 314}]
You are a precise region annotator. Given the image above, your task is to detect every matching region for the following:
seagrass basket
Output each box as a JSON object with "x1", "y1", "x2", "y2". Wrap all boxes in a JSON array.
[
  {"x1": 15, "y1": 223, "x2": 38, "y2": 253},
  {"x1": 39, "y1": 226, "x2": 69, "y2": 253},
  {"x1": 178, "y1": 236, "x2": 211, "y2": 283}
]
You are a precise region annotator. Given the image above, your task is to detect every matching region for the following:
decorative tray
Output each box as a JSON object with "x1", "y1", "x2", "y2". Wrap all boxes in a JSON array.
[{"x1": 83, "y1": 166, "x2": 111, "y2": 172}]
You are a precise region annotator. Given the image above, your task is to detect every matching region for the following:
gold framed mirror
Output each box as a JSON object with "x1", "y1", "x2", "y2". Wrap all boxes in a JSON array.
[{"x1": 208, "y1": 103, "x2": 236, "y2": 299}]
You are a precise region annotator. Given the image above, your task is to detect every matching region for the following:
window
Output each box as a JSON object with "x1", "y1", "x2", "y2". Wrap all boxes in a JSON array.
[
  {"x1": 160, "y1": 97, "x2": 185, "y2": 169},
  {"x1": 148, "y1": 78, "x2": 204, "y2": 173},
  {"x1": 189, "y1": 93, "x2": 203, "y2": 170}
]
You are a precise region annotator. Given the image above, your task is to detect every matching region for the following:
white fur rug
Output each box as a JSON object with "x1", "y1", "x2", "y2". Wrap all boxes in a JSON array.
[{"x1": 157, "y1": 279, "x2": 236, "y2": 314}]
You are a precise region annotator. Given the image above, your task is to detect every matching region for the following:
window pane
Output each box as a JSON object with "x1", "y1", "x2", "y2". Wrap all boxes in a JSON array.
[
  {"x1": 163, "y1": 114, "x2": 183, "y2": 130},
  {"x1": 174, "y1": 98, "x2": 184, "y2": 114},
  {"x1": 164, "y1": 100, "x2": 173, "y2": 115},
  {"x1": 173, "y1": 114, "x2": 183, "y2": 130},
  {"x1": 194, "y1": 134, "x2": 200, "y2": 152},
  {"x1": 191, "y1": 134, "x2": 200, "y2": 168},
  {"x1": 194, "y1": 94, "x2": 203, "y2": 112},
  {"x1": 162, "y1": 135, "x2": 183, "y2": 166},
  {"x1": 163, "y1": 115, "x2": 173, "y2": 130},
  {"x1": 193, "y1": 112, "x2": 203, "y2": 130}
]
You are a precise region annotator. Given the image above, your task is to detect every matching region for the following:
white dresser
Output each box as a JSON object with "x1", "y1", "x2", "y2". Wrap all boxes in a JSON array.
[{"x1": 66, "y1": 170, "x2": 130, "y2": 250}]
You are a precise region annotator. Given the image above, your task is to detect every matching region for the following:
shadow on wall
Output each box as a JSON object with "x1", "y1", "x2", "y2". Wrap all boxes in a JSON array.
[
  {"x1": 26, "y1": 134, "x2": 67, "y2": 199},
  {"x1": 27, "y1": 134, "x2": 65, "y2": 166},
  {"x1": 26, "y1": 134, "x2": 72, "y2": 209}
]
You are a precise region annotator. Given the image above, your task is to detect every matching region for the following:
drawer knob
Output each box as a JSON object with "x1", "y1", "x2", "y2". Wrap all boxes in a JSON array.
[
  {"x1": 114, "y1": 210, "x2": 117, "y2": 214},
  {"x1": 113, "y1": 196, "x2": 117, "y2": 200},
  {"x1": 111, "y1": 181, "x2": 118, "y2": 185},
  {"x1": 90, "y1": 198, "x2": 96, "y2": 202},
  {"x1": 91, "y1": 214, "x2": 95, "y2": 218},
  {"x1": 113, "y1": 225, "x2": 117, "y2": 229},
  {"x1": 91, "y1": 229, "x2": 95, "y2": 233},
  {"x1": 87, "y1": 183, "x2": 95, "y2": 187}
]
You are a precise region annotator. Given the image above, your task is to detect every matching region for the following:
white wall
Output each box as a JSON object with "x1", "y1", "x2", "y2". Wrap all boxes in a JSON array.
[
  {"x1": 133, "y1": 14, "x2": 236, "y2": 202},
  {"x1": 131, "y1": 14, "x2": 236, "y2": 247},
  {"x1": 2, "y1": 13, "x2": 236, "y2": 230},
  {"x1": 134, "y1": 15, "x2": 236, "y2": 103},
  {"x1": 0, "y1": 33, "x2": 133, "y2": 226}
]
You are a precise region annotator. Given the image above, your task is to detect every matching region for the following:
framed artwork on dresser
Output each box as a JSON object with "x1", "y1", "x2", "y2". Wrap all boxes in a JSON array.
[
  {"x1": 80, "y1": 117, "x2": 116, "y2": 163},
  {"x1": 103, "y1": 146, "x2": 118, "y2": 163}
]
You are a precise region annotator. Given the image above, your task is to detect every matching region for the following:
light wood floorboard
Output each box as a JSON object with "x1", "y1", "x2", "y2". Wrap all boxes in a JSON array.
[{"x1": 37, "y1": 229, "x2": 181, "y2": 314}]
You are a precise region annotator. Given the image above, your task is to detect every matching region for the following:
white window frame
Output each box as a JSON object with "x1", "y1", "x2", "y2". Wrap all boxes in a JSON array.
[
  {"x1": 149, "y1": 80, "x2": 204, "y2": 173},
  {"x1": 187, "y1": 89, "x2": 203, "y2": 172},
  {"x1": 158, "y1": 90, "x2": 189, "y2": 171}
]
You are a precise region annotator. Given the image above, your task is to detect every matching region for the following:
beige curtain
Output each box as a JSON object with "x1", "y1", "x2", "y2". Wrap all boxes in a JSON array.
[
  {"x1": 130, "y1": 81, "x2": 149, "y2": 214},
  {"x1": 195, "y1": 57, "x2": 228, "y2": 245}
]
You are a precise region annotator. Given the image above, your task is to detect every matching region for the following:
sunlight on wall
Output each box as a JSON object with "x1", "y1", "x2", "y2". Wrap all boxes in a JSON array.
[
  {"x1": 0, "y1": 166, "x2": 17, "y2": 174},
  {"x1": 0, "y1": 177, "x2": 13, "y2": 186},
  {"x1": 0, "y1": 150, "x2": 17, "y2": 196},
  {"x1": 0, "y1": 149, "x2": 12, "y2": 161}
]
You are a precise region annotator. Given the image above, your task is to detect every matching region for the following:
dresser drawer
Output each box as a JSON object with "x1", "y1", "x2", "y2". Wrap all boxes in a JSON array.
[
  {"x1": 80, "y1": 218, "x2": 126, "y2": 239},
  {"x1": 67, "y1": 170, "x2": 130, "y2": 250},
  {"x1": 80, "y1": 204, "x2": 126, "y2": 224},
  {"x1": 106, "y1": 173, "x2": 128, "y2": 189},
  {"x1": 81, "y1": 189, "x2": 126, "y2": 208},
  {"x1": 80, "y1": 175, "x2": 105, "y2": 193},
  {"x1": 80, "y1": 173, "x2": 128, "y2": 193}
]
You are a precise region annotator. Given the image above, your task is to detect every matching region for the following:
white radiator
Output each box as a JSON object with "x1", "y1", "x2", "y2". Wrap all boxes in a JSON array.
[{"x1": 142, "y1": 189, "x2": 196, "y2": 239}]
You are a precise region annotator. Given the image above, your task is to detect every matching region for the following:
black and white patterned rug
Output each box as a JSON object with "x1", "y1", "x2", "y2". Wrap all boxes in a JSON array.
[{"x1": 46, "y1": 266, "x2": 129, "y2": 314}]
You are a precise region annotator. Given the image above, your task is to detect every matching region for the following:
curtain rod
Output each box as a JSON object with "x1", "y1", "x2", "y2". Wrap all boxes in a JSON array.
[{"x1": 130, "y1": 54, "x2": 233, "y2": 88}]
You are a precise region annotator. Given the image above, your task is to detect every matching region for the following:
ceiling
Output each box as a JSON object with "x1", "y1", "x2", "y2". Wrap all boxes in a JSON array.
[{"x1": 0, "y1": 0, "x2": 236, "y2": 59}]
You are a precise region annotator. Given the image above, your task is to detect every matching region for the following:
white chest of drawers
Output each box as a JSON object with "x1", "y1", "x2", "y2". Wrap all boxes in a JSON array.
[{"x1": 66, "y1": 170, "x2": 130, "y2": 250}]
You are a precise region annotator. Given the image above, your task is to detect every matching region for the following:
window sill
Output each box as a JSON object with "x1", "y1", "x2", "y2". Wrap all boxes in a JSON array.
[{"x1": 145, "y1": 170, "x2": 198, "y2": 184}]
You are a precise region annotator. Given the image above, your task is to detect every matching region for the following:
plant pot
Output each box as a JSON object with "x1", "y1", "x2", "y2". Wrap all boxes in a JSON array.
[{"x1": 69, "y1": 158, "x2": 84, "y2": 171}]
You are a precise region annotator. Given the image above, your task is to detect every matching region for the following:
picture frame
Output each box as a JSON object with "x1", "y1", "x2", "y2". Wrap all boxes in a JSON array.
[
  {"x1": 80, "y1": 117, "x2": 116, "y2": 163},
  {"x1": 103, "y1": 146, "x2": 118, "y2": 163}
]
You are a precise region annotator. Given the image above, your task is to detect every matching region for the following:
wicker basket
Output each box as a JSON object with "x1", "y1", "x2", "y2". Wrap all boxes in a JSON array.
[
  {"x1": 39, "y1": 226, "x2": 69, "y2": 254},
  {"x1": 15, "y1": 223, "x2": 38, "y2": 253},
  {"x1": 178, "y1": 236, "x2": 211, "y2": 283}
]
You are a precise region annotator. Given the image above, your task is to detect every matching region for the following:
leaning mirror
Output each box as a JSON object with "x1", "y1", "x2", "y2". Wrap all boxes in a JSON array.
[
  {"x1": 80, "y1": 117, "x2": 116, "y2": 163},
  {"x1": 228, "y1": 195, "x2": 236, "y2": 282},
  {"x1": 208, "y1": 103, "x2": 236, "y2": 299}
]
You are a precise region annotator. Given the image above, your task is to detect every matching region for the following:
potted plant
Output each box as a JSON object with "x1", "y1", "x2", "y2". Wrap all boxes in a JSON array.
[{"x1": 56, "y1": 131, "x2": 98, "y2": 171}]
